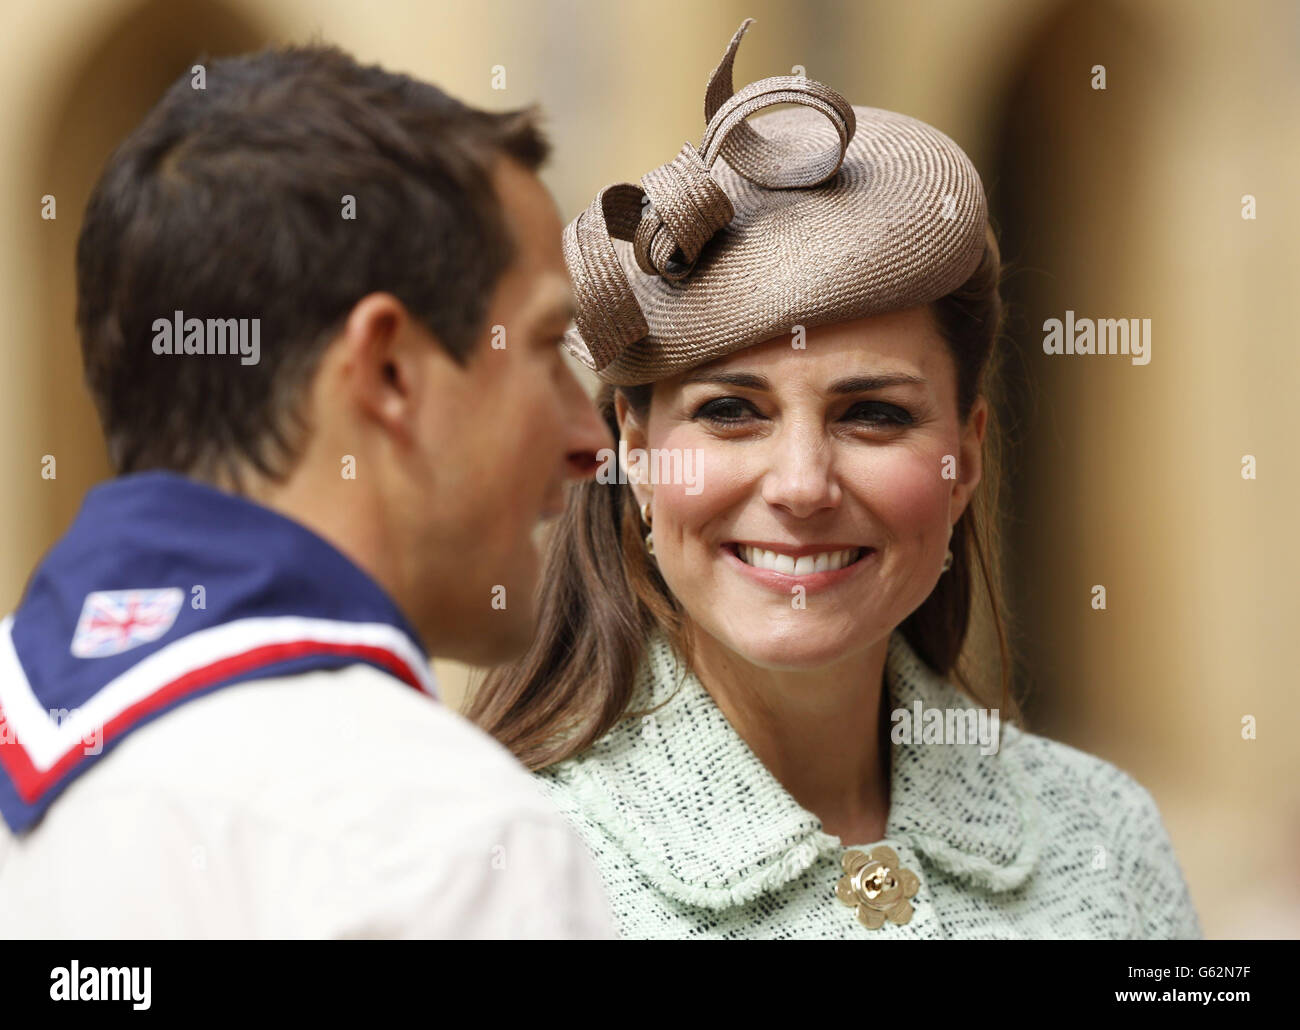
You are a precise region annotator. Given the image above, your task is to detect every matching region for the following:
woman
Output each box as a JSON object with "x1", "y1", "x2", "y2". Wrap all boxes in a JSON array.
[{"x1": 469, "y1": 19, "x2": 1202, "y2": 940}]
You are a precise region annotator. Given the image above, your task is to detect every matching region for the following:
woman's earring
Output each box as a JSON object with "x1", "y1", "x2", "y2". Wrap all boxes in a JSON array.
[
  {"x1": 640, "y1": 501, "x2": 655, "y2": 557},
  {"x1": 941, "y1": 549, "x2": 953, "y2": 573}
]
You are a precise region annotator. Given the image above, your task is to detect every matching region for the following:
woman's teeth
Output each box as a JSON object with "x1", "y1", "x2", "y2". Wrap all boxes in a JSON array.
[{"x1": 736, "y1": 545, "x2": 864, "y2": 574}]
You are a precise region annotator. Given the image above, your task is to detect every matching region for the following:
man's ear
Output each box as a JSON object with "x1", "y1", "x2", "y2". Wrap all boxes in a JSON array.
[
  {"x1": 949, "y1": 395, "x2": 988, "y2": 524},
  {"x1": 334, "y1": 292, "x2": 439, "y2": 445},
  {"x1": 614, "y1": 389, "x2": 651, "y2": 509}
]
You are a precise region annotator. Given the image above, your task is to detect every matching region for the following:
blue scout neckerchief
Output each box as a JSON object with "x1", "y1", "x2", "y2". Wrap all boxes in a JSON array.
[{"x1": 0, "y1": 471, "x2": 436, "y2": 833}]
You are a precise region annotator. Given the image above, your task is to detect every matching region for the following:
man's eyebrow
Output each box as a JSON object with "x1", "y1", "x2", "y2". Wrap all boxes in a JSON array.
[
  {"x1": 678, "y1": 370, "x2": 927, "y2": 391},
  {"x1": 524, "y1": 287, "x2": 577, "y2": 333},
  {"x1": 541, "y1": 293, "x2": 577, "y2": 326}
]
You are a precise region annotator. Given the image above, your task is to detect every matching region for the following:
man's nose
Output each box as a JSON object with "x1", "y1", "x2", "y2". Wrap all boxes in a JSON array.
[{"x1": 559, "y1": 364, "x2": 614, "y2": 480}]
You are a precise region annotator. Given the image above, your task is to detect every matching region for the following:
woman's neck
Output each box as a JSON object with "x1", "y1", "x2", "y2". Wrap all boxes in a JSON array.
[{"x1": 687, "y1": 628, "x2": 893, "y2": 846}]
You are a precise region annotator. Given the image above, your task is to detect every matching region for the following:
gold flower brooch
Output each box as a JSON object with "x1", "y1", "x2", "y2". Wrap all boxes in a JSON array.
[{"x1": 835, "y1": 846, "x2": 920, "y2": 929}]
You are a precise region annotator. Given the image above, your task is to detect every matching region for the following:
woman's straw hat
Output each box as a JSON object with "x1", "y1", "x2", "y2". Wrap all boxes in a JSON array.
[{"x1": 562, "y1": 18, "x2": 989, "y2": 385}]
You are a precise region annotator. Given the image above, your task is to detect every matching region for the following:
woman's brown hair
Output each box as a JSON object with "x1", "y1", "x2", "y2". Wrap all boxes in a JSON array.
[{"x1": 467, "y1": 222, "x2": 1016, "y2": 770}]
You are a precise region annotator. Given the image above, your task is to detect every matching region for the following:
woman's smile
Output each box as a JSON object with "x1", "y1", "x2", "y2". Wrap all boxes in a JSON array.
[{"x1": 720, "y1": 540, "x2": 878, "y2": 593}]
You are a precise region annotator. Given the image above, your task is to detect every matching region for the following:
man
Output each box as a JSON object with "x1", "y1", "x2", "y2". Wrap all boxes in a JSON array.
[{"x1": 0, "y1": 45, "x2": 615, "y2": 937}]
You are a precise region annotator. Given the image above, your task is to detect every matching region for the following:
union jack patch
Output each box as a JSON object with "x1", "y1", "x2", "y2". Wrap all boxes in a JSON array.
[{"x1": 70, "y1": 588, "x2": 184, "y2": 658}]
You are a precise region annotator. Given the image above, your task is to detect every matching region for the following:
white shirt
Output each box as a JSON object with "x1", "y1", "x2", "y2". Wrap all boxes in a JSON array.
[{"x1": 0, "y1": 665, "x2": 616, "y2": 939}]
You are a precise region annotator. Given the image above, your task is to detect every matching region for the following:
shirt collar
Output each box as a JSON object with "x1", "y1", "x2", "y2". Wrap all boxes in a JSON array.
[{"x1": 554, "y1": 629, "x2": 1041, "y2": 910}]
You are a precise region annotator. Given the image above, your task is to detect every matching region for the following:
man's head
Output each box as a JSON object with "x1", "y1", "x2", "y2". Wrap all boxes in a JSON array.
[{"x1": 75, "y1": 45, "x2": 610, "y2": 664}]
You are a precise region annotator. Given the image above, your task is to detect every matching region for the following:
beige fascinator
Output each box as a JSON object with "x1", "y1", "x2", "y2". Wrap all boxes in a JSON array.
[{"x1": 562, "y1": 18, "x2": 989, "y2": 386}]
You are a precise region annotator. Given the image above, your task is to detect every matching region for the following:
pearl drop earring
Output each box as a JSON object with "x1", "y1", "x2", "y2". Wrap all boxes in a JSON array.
[{"x1": 640, "y1": 501, "x2": 655, "y2": 556}]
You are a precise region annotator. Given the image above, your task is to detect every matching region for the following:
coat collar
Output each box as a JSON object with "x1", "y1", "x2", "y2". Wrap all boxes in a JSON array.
[{"x1": 552, "y1": 629, "x2": 1041, "y2": 910}]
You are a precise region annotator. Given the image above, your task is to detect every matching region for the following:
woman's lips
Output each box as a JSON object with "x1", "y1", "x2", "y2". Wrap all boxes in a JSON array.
[{"x1": 720, "y1": 542, "x2": 876, "y2": 593}]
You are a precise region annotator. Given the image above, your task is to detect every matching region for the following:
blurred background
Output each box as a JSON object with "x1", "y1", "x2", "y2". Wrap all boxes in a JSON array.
[{"x1": 1, "y1": 0, "x2": 1296, "y2": 938}]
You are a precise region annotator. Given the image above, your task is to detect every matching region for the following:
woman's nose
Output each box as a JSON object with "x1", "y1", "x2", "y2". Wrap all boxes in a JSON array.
[{"x1": 758, "y1": 422, "x2": 842, "y2": 517}]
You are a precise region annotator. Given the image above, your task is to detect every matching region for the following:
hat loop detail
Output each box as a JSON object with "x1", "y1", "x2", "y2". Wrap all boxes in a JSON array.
[
  {"x1": 562, "y1": 183, "x2": 651, "y2": 370},
  {"x1": 634, "y1": 142, "x2": 733, "y2": 281},
  {"x1": 700, "y1": 77, "x2": 855, "y2": 189},
  {"x1": 562, "y1": 17, "x2": 857, "y2": 370}
]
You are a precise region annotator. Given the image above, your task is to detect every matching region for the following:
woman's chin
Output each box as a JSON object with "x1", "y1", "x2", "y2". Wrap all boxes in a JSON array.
[{"x1": 716, "y1": 624, "x2": 867, "y2": 671}]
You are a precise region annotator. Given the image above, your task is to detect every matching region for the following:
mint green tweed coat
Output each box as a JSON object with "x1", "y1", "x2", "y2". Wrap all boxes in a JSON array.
[{"x1": 534, "y1": 630, "x2": 1203, "y2": 940}]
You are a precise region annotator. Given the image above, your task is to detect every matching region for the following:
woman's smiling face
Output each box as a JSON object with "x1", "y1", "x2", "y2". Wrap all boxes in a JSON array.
[{"x1": 618, "y1": 305, "x2": 987, "y2": 670}]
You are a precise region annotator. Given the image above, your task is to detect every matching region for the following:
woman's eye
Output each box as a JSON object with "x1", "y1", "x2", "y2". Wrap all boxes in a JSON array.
[
  {"x1": 693, "y1": 396, "x2": 760, "y2": 423},
  {"x1": 843, "y1": 401, "x2": 915, "y2": 426},
  {"x1": 690, "y1": 397, "x2": 914, "y2": 427}
]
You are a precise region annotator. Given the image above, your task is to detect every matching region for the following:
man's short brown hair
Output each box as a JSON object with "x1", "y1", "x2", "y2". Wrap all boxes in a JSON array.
[{"x1": 76, "y1": 44, "x2": 548, "y2": 483}]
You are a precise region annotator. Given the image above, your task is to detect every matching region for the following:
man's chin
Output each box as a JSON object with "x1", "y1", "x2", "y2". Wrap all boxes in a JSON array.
[
  {"x1": 425, "y1": 560, "x2": 540, "y2": 666},
  {"x1": 448, "y1": 603, "x2": 539, "y2": 668},
  {"x1": 487, "y1": 614, "x2": 539, "y2": 665}
]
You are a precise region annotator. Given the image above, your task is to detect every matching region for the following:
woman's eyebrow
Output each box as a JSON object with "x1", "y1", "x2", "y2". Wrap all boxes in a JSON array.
[
  {"x1": 679, "y1": 370, "x2": 770, "y2": 390},
  {"x1": 678, "y1": 370, "x2": 927, "y2": 392},
  {"x1": 828, "y1": 373, "x2": 927, "y2": 393}
]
